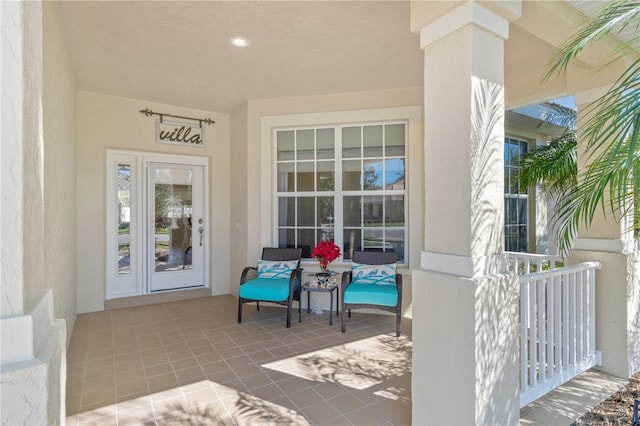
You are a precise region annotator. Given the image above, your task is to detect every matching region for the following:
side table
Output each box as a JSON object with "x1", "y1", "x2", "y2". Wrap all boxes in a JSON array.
[{"x1": 301, "y1": 282, "x2": 339, "y2": 325}]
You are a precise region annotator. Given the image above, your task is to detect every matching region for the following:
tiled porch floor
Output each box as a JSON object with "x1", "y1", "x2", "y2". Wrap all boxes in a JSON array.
[{"x1": 66, "y1": 295, "x2": 412, "y2": 425}]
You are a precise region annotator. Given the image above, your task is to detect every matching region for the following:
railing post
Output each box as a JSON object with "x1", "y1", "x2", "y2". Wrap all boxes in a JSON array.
[
  {"x1": 589, "y1": 267, "x2": 597, "y2": 356},
  {"x1": 517, "y1": 261, "x2": 602, "y2": 407},
  {"x1": 520, "y1": 281, "x2": 528, "y2": 392}
]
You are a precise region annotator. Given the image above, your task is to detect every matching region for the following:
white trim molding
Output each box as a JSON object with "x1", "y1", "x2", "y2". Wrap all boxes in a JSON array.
[{"x1": 420, "y1": 2, "x2": 509, "y2": 49}]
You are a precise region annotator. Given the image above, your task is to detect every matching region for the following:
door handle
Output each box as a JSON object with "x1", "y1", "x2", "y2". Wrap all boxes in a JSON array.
[{"x1": 198, "y1": 226, "x2": 204, "y2": 246}]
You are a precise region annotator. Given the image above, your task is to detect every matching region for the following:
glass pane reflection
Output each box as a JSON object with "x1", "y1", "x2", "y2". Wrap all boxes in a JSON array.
[
  {"x1": 117, "y1": 164, "x2": 131, "y2": 274},
  {"x1": 385, "y1": 159, "x2": 405, "y2": 189},
  {"x1": 154, "y1": 167, "x2": 193, "y2": 272},
  {"x1": 363, "y1": 160, "x2": 383, "y2": 190}
]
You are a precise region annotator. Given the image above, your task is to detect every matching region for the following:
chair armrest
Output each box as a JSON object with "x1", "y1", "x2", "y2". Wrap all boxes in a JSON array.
[{"x1": 240, "y1": 266, "x2": 258, "y2": 285}]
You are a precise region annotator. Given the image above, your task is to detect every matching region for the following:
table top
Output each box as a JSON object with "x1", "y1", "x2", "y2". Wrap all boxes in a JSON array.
[{"x1": 302, "y1": 282, "x2": 337, "y2": 291}]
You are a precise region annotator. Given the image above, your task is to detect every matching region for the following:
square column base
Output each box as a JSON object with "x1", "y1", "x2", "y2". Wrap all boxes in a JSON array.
[
  {"x1": 0, "y1": 291, "x2": 67, "y2": 425},
  {"x1": 412, "y1": 268, "x2": 520, "y2": 425}
]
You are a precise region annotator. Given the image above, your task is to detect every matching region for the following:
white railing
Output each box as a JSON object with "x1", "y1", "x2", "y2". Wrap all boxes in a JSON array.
[
  {"x1": 518, "y1": 261, "x2": 602, "y2": 408},
  {"x1": 506, "y1": 251, "x2": 564, "y2": 275}
]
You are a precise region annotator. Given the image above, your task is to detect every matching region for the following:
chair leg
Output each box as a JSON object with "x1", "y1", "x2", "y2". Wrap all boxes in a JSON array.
[
  {"x1": 298, "y1": 298, "x2": 301, "y2": 323},
  {"x1": 341, "y1": 305, "x2": 346, "y2": 333},
  {"x1": 396, "y1": 310, "x2": 401, "y2": 337},
  {"x1": 256, "y1": 301, "x2": 260, "y2": 311},
  {"x1": 237, "y1": 298, "x2": 243, "y2": 324},
  {"x1": 286, "y1": 302, "x2": 292, "y2": 328}
]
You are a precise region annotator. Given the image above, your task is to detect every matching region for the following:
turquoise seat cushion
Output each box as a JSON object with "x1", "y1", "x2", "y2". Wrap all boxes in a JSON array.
[
  {"x1": 344, "y1": 283, "x2": 398, "y2": 307},
  {"x1": 257, "y1": 260, "x2": 297, "y2": 279},
  {"x1": 352, "y1": 262, "x2": 396, "y2": 285},
  {"x1": 239, "y1": 278, "x2": 293, "y2": 302}
]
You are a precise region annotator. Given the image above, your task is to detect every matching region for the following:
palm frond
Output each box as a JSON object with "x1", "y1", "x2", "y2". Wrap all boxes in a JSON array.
[
  {"x1": 541, "y1": 0, "x2": 640, "y2": 254},
  {"x1": 545, "y1": 1, "x2": 640, "y2": 80},
  {"x1": 580, "y1": 57, "x2": 640, "y2": 159},
  {"x1": 554, "y1": 137, "x2": 637, "y2": 255},
  {"x1": 516, "y1": 133, "x2": 577, "y2": 196}
]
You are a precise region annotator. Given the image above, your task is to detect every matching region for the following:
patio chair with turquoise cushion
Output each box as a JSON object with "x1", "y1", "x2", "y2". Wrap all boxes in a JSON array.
[
  {"x1": 237, "y1": 247, "x2": 303, "y2": 328},
  {"x1": 341, "y1": 251, "x2": 403, "y2": 337}
]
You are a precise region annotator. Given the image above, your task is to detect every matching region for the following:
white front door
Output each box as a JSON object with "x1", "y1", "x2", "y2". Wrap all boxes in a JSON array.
[
  {"x1": 148, "y1": 162, "x2": 205, "y2": 292},
  {"x1": 106, "y1": 151, "x2": 208, "y2": 299}
]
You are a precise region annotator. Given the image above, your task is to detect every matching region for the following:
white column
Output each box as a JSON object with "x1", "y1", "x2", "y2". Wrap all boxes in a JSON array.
[
  {"x1": 569, "y1": 87, "x2": 640, "y2": 379},
  {"x1": 1, "y1": 2, "x2": 66, "y2": 424},
  {"x1": 412, "y1": 2, "x2": 520, "y2": 424}
]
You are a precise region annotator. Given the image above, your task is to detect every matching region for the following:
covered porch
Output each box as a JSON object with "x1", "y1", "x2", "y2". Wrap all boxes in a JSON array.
[
  {"x1": 2, "y1": 1, "x2": 639, "y2": 425},
  {"x1": 66, "y1": 295, "x2": 413, "y2": 425},
  {"x1": 66, "y1": 295, "x2": 624, "y2": 426}
]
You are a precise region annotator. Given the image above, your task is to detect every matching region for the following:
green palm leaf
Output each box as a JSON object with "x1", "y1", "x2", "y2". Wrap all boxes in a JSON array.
[{"x1": 542, "y1": 0, "x2": 640, "y2": 254}]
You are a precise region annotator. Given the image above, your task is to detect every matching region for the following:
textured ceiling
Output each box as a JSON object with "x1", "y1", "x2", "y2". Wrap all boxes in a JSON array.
[{"x1": 54, "y1": 1, "x2": 424, "y2": 113}]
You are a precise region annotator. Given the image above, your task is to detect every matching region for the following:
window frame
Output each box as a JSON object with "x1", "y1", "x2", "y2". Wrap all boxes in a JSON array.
[
  {"x1": 504, "y1": 136, "x2": 530, "y2": 253},
  {"x1": 274, "y1": 121, "x2": 408, "y2": 264},
  {"x1": 261, "y1": 107, "x2": 421, "y2": 270}
]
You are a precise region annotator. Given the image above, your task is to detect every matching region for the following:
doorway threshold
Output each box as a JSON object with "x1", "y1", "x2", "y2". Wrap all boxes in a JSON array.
[{"x1": 104, "y1": 287, "x2": 211, "y2": 310}]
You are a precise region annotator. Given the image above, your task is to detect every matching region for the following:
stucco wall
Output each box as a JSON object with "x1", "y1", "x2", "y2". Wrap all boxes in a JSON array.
[
  {"x1": 43, "y1": 2, "x2": 78, "y2": 343},
  {"x1": 1, "y1": 3, "x2": 67, "y2": 424},
  {"x1": 244, "y1": 88, "x2": 423, "y2": 267},
  {"x1": 76, "y1": 91, "x2": 231, "y2": 313}
]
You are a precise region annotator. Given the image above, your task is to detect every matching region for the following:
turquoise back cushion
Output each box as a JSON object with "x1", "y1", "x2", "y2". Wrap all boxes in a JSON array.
[
  {"x1": 257, "y1": 260, "x2": 297, "y2": 279},
  {"x1": 344, "y1": 283, "x2": 398, "y2": 306},
  {"x1": 352, "y1": 262, "x2": 396, "y2": 285},
  {"x1": 239, "y1": 278, "x2": 292, "y2": 302}
]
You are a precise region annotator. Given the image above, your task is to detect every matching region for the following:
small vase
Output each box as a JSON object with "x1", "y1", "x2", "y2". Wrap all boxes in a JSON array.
[{"x1": 317, "y1": 267, "x2": 331, "y2": 284}]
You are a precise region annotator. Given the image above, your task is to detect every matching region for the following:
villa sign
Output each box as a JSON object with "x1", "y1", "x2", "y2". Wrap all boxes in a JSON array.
[
  {"x1": 139, "y1": 108, "x2": 214, "y2": 148},
  {"x1": 156, "y1": 119, "x2": 205, "y2": 147}
]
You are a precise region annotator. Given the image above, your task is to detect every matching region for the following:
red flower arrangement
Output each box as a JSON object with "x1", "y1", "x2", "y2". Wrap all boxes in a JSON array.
[{"x1": 311, "y1": 240, "x2": 342, "y2": 272}]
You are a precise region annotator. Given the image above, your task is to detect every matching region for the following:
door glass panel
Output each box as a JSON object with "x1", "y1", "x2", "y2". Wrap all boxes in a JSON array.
[
  {"x1": 154, "y1": 167, "x2": 193, "y2": 272},
  {"x1": 117, "y1": 164, "x2": 131, "y2": 274}
]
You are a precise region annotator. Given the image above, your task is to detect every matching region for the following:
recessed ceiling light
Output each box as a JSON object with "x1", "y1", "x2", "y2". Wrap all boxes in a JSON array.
[{"x1": 230, "y1": 37, "x2": 249, "y2": 47}]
